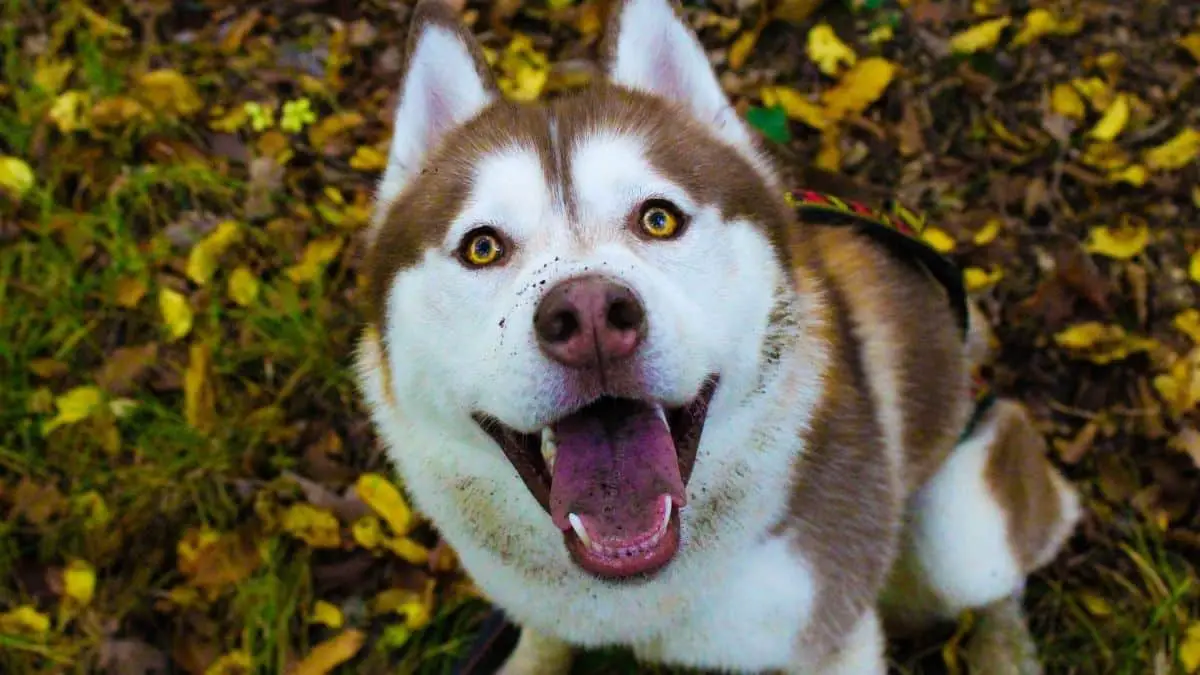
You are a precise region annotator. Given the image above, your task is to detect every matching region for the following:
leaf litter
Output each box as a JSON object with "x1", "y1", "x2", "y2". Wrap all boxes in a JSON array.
[{"x1": 1, "y1": 0, "x2": 1199, "y2": 674}]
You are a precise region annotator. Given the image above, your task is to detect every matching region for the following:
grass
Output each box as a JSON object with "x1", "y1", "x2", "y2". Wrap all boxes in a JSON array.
[{"x1": 1, "y1": 0, "x2": 1198, "y2": 674}]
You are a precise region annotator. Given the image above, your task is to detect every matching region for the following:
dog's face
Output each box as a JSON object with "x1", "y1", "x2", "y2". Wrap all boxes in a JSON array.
[{"x1": 361, "y1": 0, "x2": 805, "y2": 585}]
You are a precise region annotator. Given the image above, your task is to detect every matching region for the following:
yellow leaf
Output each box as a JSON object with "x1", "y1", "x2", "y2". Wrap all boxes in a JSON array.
[
  {"x1": 1079, "y1": 591, "x2": 1112, "y2": 617},
  {"x1": 949, "y1": 17, "x2": 1012, "y2": 55},
  {"x1": 0, "y1": 606, "x2": 51, "y2": 635},
  {"x1": 1072, "y1": 77, "x2": 1113, "y2": 111},
  {"x1": 349, "y1": 146, "x2": 388, "y2": 171},
  {"x1": 355, "y1": 473, "x2": 413, "y2": 537},
  {"x1": 1178, "y1": 32, "x2": 1200, "y2": 63},
  {"x1": 383, "y1": 537, "x2": 430, "y2": 565},
  {"x1": 1084, "y1": 221, "x2": 1149, "y2": 260},
  {"x1": 203, "y1": 651, "x2": 251, "y2": 675},
  {"x1": 920, "y1": 227, "x2": 956, "y2": 254},
  {"x1": 0, "y1": 155, "x2": 35, "y2": 198},
  {"x1": 1050, "y1": 83, "x2": 1086, "y2": 121},
  {"x1": 42, "y1": 386, "x2": 104, "y2": 435},
  {"x1": 1174, "y1": 310, "x2": 1200, "y2": 344},
  {"x1": 351, "y1": 515, "x2": 383, "y2": 550},
  {"x1": 1154, "y1": 350, "x2": 1200, "y2": 418},
  {"x1": 209, "y1": 105, "x2": 248, "y2": 132},
  {"x1": 90, "y1": 97, "x2": 151, "y2": 128},
  {"x1": 114, "y1": 276, "x2": 147, "y2": 308},
  {"x1": 33, "y1": 59, "x2": 74, "y2": 94},
  {"x1": 308, "y1": 111, "x2": 365, "y2": 150},
  {"x1": 760, "y1": 86, "x2": 828, "y2": 130},
  {"x1": 280, "y1": 98, "x2": 317, "y2": 133},
  {"x1": 63, "y1": 559, "x2": 96, "y2": 607},
  {"x1": 285, "y1": 237, "x2": 345, "y2": 283},
  {"x1": 186, "y1": 220, "x2": 242, "y2": 286},
  {"x1": 806, "y1": 23, "x2": 857, "y2": 76},
  {"x1": 282, "y1": 504, "x2": 342, "y2": 549},
  {"x1": 49, "y1": 90, "x2": 91, "y2": 133},
  {"x1": 728, "y1": 28, "x2": 761, "y2": 71},
  {"x1": 821, "y1": 57, "x2": 897, "y2": 121},
  {"x1": 973, "y1": 218, "x2": 1001, "y2": 246},
  {"x1": 292, "y1": 630, "x2": 365, "y2": 675},
  {"x1": 1055, "y1": 322, "x2": 1155, "y2": 365},
  {"x1": 963, "y1": 266, "x2": 1003, "y2": 292},
  {"x1": 1010, "y1": 8, "x2": 1083, "y2": 47},
  {"x1": 371, "y1": 586, "x2": 434, "y2": 630},
  {"x1": 79, "y1": 6, "x2": 131, "y2": 38},
  {"x1": 1143, "y1": 128, "x2": 1200, "y2": 172},
  {"x1": 159, "y1": 288, "x2": 194, "y2": 341},
  {"x1": 815, "y1": 128, "x2": 842, "y2": 172},
  {"x1": 310, "y1": 600, "x2": 344, "y2": 629},
  {"x1": 185, "y1": 343, "x2": 216, "y2": 433},
  {"x1": 498, "y1": 34, "x2": 550, "y2": 101},
  {"x1": 228, "y1": 266, "x2": 260, "y2": 307},
  {"x1": 1191, "y1": 250, "x2": 1200, "y2": 283},
  {"x1": 1088, "y1": 93, "x2": 1129, "y2": 142},
  {"x1": 1181, "y1": 621, "x2": 1200, "y2": 673},
  {"x1": 1108, "y1": 164, "x2": 1147, "y2": 187},
  {"x1": 136, "y1": 70, "x2": 203, "y2": 117}
]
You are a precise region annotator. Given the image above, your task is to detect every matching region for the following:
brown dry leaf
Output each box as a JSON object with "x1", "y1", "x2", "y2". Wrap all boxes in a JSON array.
[
  {"x1": 28, "y1": 358, "x2": 68, "y2": 379},
  {"x1": 1169, "y1": 427, "x2": 1200, "y2": 470},
  {"x1": 290, "y1": 629, "x2": 365, "y2": 675},
  {"x1": 308, "y1": 112, "x2": 365, "y2": 153},
  {"x1": 176, "y1": 527, "x2": 263, "y2": 595},
  {"x1": 97, "y1": 343, "x2": 158, "y2": 395},
  {"x1": 1054, "y1": 418, "x2": 1100, "y2": 464},
  {"x1": 821, "y1": 58, "x2": 897, "y2": 121},
  {"x1": 11, "y1": 477, "x2": 68, "y2": 525},
  {"x1": 773, "y1": 0, "x2": 825, "y2": 24},
  {"x1": 184, "y1": 343, "x2": 216, "y2": 433},
  {"x1": 90, "y1": 97, "x2": 151, "y2": 128}
]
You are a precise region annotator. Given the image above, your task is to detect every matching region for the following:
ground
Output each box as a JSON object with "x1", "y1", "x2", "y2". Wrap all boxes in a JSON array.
[{"x1": 1, "y1": 1, "x2": 1199, "y2": 674}]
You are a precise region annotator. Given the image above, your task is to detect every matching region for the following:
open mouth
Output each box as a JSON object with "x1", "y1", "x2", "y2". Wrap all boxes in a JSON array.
[{"x1": 474, "y1": 377, "x2": 718, "y2": 580}]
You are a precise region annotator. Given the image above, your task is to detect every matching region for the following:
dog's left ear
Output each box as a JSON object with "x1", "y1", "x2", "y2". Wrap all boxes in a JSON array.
[{"x1": 604, "y1": 0, "x2": 757, "y2": 156}]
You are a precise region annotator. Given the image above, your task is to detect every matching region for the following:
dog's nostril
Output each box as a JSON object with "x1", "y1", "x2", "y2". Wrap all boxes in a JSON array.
[
  {"x1": 544, "y1": 310, "x2": 579, "y2": 343},
  {"x1": 607, "y1": 297, "x2": 644, "y2": 332}
]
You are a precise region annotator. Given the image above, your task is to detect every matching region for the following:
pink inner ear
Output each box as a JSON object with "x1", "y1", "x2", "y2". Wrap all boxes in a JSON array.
[
  {"x1": 648, "y1": 33, "x2": 686, "y2": 102},
  {"x1": 423, "y1": 89, "x2": 453, "y2": 156}
]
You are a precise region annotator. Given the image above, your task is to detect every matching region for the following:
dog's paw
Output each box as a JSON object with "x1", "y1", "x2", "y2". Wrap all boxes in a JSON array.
[{"x1": 963, "y1": 596, "x2": 1043, "y2": 675}]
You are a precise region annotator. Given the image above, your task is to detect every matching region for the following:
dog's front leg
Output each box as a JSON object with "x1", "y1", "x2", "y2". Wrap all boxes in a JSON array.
[
  {"x1": 790, "y1": 610, "x2": 887, "y2": 675},
  {"x1": 497, "y1": 626, "x2": 574, "y2": 675}
]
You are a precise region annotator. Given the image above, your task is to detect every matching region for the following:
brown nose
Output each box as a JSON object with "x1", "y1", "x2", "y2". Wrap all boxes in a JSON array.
[{"x1": 533, "y1": 275, "x2": 647, "y2": 369}]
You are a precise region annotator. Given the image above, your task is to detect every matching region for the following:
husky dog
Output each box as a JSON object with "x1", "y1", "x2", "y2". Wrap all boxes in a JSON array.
[{"x1": 355, "y1": 0, "x2": 1082, "y2": 672}]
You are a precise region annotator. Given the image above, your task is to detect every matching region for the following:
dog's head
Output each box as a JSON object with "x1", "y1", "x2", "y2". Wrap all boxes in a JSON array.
[{"x1": 363, "y1": 0, "x2": 803, "y2": 582}]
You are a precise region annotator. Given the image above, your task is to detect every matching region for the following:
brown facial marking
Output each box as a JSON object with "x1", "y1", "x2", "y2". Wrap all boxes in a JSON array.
[{"x1": 982, "y1": 401, "x2": 1067, "y2": 571}]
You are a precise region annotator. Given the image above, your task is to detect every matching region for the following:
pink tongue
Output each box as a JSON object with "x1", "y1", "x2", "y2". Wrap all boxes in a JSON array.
[{"x1": 549, "y1": 399, "x2": 685, "y2": 543}]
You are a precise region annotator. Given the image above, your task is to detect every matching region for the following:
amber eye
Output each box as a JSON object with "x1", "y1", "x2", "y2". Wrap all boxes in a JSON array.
[
  {"x1": 638, "y1": 200, "x2": 684, "y2": 239},
  {"x1": 459, "y1": 228, "x2": 505, "y2": 267}
]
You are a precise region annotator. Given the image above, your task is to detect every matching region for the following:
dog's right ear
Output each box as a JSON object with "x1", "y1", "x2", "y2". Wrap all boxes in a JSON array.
[{"x1": 376, "y1": 0, "x2": 497, "y2": 218}]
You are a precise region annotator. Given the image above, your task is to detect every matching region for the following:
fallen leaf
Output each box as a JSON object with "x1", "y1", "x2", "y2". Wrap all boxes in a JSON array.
[
  {"x1": 349, "y1": 146, "x2": 387, "y2": 171},
  {"x1": 1192, "y1": 250, "x2": 1200, "y2": 284},
  {"x1": 96, "y1": 343, "x2": 158, "y2": 394},
  {"x1": 973, "y1": 218, "x2": 1002, "y2": 246},
  {"x1": 43, "y1": 386, "x2": 105, "y2": 435},
  {"x1": 806, "y1": 23, "x2": 857, "y2": 76},
  {"x1": 0, "y1": 155, "x2": 35, "y2": 198},
  {"x1": 1143, "y1": 128, "x2": 1200, "y2": 172},
  {"x1": 497, "y1": 34, "x2": 550, "y2": 101},
  {"x1": 281, "y1": 98, "x2": 317, "y2": 133},
  {"x1": 1088, "y1": 93, "x2": 1130, "y2": 142},
  {"x1": 1054, "y1": 322, "x2": 1155, "y2": 365},
  {"x1": 227, "y1": 267, "x2": 260, "y2": 307},
  {"x1": 728, "y1": 26, "x2": 761, "y2": 71},
  {"x1": 49, "y1": 90, "x2": 90, "y2": 133},
  {"x1": 355, "y1": 473, "x2": 413, "y2": 537},
  {"x1": 114, "y1": 277, "x2": 148, "y2": 308},
  {"x1": 1010, "y1": 8, "x2": 1083, "y2": 47},
  {"x1": 0, "y1": 606, "x2": 50, "y2": 635},
  {"x1": 1182, "y1": 620, "x2": 1200, "y2": 672},
  {"x1": 745, "y1": 105, "x2": 793, "y2": 144},
  {"x1": 821, "y1": 57, "x2": 897, "y2": 121},
  {"x1": 1084, "y1": 220, "x2": 1150, "y2": 260},
  {"x1": 370, "y1": 584, "x2": 434, "y2": 629},
  {"x1": 159, "y1": 288, "x2": 194, "y2": 341},
  {"x1": 285, "y1": 237, "x2": 344, "y2": 284},
  {"x1": 62, "y1": 559, "x2": 96, "y2": 608},
  {"x1": 184, "y1": 343, "x2": 216, "y2": 433},
  {"x1": 773, "y1": 0, "x2": 825, "y2": 23},
  {"x1": 1050, "y1": 83, "x2": 1086, "y2": 121},
  {"x1": 1080, "y1": 591, "x2": 1113, "y2": 617},
  {"x1": 760, "y1": 86, "x2": 828, "y2": 130},
  {"x1": 310, "y1": 600, "x2": 344, "y2": 629},
  {"x1": 815, "y1": 127, "x2": 842, "y2": 172},
  {"x1": 203, "y1": 651, "x2": 250, "y2": 675},
  {"x1": 186, "y1": 220, "x2": 242, "y2": 286},
  {"x1": 28, "y1": 358, "x2": 68, "y2": 379},
  {"x1": 282, "y1": 503, "x2": 342, "y2": 549},
  {"x1": 90, "y1": 97, "x2": 151, "y2": 128},
  {"x1": 1178, "y1": 32, "x2": 1200, "y2": 63},
  {"x1": 11, "y1": 478, "x2": 68, "y2": 525},
  {"x1": 920, "y1": 227, "x2": 956, "y2": 254},
  {"x1": 137, "y1": 70, "x2": 204, "y2": 118},
  {"x1": 1153, "y1": 349, "x2": 1200, "y2": 417},
  {"x1": 382, "y1": 537, "x2": 430, "y2": 565},
  {"x1": 1176, "y1": 310, "x2": 1200, "y2": 344},
  {"x1": 949, "y1": 17, "x2": 1012, "y2": 55},
  {"x1": 291, "y1": 629, "x2": 365, "y2": 675},
  {"x1": 177, "y1": 527, "x2": 263, "y2": 595},
  {"x1": 1108, "y1": 164, "x2": 1147, "y2": 187},
  {"x1": 964, "y1": 266, "x2": 1003, "y2": 292},
  {"x1": 308, "y1": 111, "x2": 365, "y2": 152},
  {"x1": 1171, "y1": 427, "x2": 1200, "y2": 471}
]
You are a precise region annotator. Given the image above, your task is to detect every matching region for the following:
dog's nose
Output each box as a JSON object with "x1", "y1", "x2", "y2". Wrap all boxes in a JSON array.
[{"x1": 534, "y1": 275, "x2": 647, "y2": 369}]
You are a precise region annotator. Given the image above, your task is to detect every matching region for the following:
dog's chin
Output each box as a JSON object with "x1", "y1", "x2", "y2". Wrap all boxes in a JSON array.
[{"x1": 472, "y1": 376, "x2": 719, "y2": 582}]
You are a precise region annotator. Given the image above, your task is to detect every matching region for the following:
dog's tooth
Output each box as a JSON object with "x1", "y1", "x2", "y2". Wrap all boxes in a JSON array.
[
  {"x1": 568, "y1": 513, "x2": 593, "y2": 550},
  {"x1": 540, "y1": 427, "x2": 557, "y2": 473},
  {"x1": 660, "y1": 496, "x2": 672, "y2": 535},
  {"x1": 654, "y1": 404, "x2": 668, "y2": 426}
]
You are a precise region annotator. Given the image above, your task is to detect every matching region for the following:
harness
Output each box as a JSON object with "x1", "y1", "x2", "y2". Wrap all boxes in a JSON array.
[{"x1": 787, "y1": 189, "x2": 996, "y2": 440}]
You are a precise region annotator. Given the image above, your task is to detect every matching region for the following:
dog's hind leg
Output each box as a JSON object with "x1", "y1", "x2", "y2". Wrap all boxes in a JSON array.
[
  {"x1": 881, "y1": 398, "x2": 1081, "y2": 671},
  {"x1": 496, "y1": 627, "x2": 573, "y2": 675}
]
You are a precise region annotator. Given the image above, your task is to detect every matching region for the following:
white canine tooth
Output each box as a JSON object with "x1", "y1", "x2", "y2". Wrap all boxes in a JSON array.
[
  {"x1": 568, "y1": 513, "x2": 593, "y2": 550},
  {"x1": 660, "y1": 496, "x2": 673, "y2": 535},
  {"x1": 654, "y1": 404, "x2": 668, "y2": 425},
  {"x1": 540, "y1": 427, "x2": 557, "y2": 473}
]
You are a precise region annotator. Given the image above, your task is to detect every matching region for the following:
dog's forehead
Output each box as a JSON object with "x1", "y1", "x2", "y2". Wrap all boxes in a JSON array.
[{"x1": 365, "y1": 86, "x2": 790, "y2": 327}]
